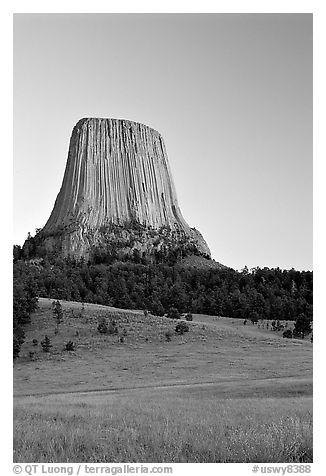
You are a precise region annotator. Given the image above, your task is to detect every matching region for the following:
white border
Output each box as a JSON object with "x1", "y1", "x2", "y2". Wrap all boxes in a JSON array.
[{"x1": 3, "y1": 1, "x2": 324, "y2": 473}]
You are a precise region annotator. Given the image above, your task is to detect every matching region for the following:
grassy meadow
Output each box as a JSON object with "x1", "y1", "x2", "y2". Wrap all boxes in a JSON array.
[{"x1": 13, "y1": 298, "x2": 313, "y2": 463}]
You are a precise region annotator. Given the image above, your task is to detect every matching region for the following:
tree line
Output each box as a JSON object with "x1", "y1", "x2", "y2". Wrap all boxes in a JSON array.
[{"x1": 13, "y1": 250, "x2": 313, "y2": 323}]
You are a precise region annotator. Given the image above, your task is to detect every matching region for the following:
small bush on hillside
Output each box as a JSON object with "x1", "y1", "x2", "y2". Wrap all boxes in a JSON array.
[
  {"x1": 175, "y1": 321, "x2": 189, "y2": 335},
  {"x1": 97, "y1": 318, "x2": 109, "y2": 334},
  {"x1": 276, "y1": 319, "x2": 284, "y2": 331},
  {"x1": 13, "y1": 327, "x2": 25, "y2": 360},
  {"x1": 293, "y1": 313, "x2": 312, "y2": 339},
  {"x1": 41, "y1": 335, "x2": 52, "y2": 353},
  {"x1": 250, "y1": 312, "x2": 259, "y2": 325},
  {"x1": 185, "y1": 312, "x2": 193, "y2": 321},
  {"x1": 149, "y1": 301, "x2": 165, "y2": 317},
  {"x1": 108, "y1": 319, "x2": 118, "y2": 335},
  {"x1": 98, "y1": 317, "x2": 119, "y2": 335},
  {"x1": 78, "y1": 302, "x2": 85, "y2": 319},
  {"x1": 283, "y1": 329, "x2": 293, "y2": 339},
  {"x1": 165, "y1": 330, "x2": 173, "y2": 342},
  {"x1": 32, "y1": 338, "x2": 38, "y2": 346},
  {"x1": 65, "y1": 341, "x2": 75, "y2": 351},
  {"x1": 167, "y1": 307, "x2": 181, "y2": 320}
]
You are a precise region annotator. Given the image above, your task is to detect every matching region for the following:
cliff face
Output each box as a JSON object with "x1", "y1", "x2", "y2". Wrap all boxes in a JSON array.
[{"x1": 39, "y1": 118, "x2": 211, "y2": 260}]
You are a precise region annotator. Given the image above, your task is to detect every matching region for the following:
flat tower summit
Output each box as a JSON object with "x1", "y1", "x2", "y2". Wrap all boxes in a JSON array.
[{"x1": 32, "y1": 118, "x2": 212, "y2": 263}]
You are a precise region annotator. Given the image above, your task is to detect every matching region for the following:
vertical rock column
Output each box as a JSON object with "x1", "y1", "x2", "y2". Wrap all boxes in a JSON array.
[{"x1": 41, "y1": 118, "x2": 211, "y2": 258}]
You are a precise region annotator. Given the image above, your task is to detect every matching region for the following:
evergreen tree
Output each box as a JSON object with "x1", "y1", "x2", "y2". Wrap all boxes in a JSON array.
[
  {"x1": 52, "y1": 300, "x2": 64, "y2": 333},
  {"x1": 293, "y1": 313, "x2": 312, "y2": 339},
  {"x1": 13, "y1": 326, "x2": 25, "y2": 360},
  {"x1": 167, "y1": 307, "x2": 181, "y2": 319},
  {"x1": 149, "y1": 300, "x2": 165, "y2": 317},
  {"x1": 41, "y1": 335, "x2": 52, "y2": 352}
]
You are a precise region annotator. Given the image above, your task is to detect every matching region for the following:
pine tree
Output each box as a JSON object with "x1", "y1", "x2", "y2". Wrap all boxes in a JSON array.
[
  {"x1": 293, "y1": 313, "x2": 312, "y2": 339},
  {"x1": 41, "y1": 335, "x2": 52, "y2": 352},
  {"x1": 52, "y1": 300, "x2": 64, "y2": 333}
]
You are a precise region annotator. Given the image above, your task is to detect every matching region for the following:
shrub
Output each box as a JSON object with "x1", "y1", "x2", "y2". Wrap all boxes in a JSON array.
[
  {"x1": 13, "y1": 327, "x2": 25, "y2": 360},
  {"x1": 41, "y1": 335, "x2": 52, "y2": 353},
  {"x1": 32, "y1": 338, "x2": 38, "y2": 346},
  {"x1": 175, "y1": 321, "x2": 189, "y2": 335},
  {"x1": 65, "y1": 341, "x2": 75, "y2": 351},
  {"x1": 97, "y1": 318, "x2": 109, "y2": 334},
  {"x1": 78, "y1": 302, "x2": 85, "y2": 319},
  {"x1": 283, "y1": 329, "x2": 293, "y2": 339},
  {"x1": 293, "y1": 313, "x2": 312, "y2": 339},
  {"x1": 250, "y1": 312, "x2": 259, "y2": 325},
  {"x1": 97, "y1": 317, "x2": 118, "y2": 335},
  {"x1": 167, "y1": 307, "x2": 181, "y2": 320},
  {"x1": 108, "y1": 319, "x2": 118, "y2": 335},
  {"x1": 149, "y1": 301, "x2": 165, "y2": 317},
  {"x1": 185, "y1": 312, "x2": 193, "y2": 321},
  {"x1": 165, "y1": 330, "x2": 173, "y2": 342}
]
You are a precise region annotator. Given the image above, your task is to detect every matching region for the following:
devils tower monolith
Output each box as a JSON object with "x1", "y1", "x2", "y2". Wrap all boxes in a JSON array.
[{"x1": 33, "y1": 118, "x2": 211, "y2": 262}]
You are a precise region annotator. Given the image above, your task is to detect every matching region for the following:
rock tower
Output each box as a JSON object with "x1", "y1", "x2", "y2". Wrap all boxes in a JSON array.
[{"x1": 36, "y1": 118, "x2": 211, "y2": 261}]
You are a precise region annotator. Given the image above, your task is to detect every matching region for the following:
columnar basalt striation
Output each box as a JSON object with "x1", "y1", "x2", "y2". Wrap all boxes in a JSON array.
[{"x1": 38, "y1": 118, "x2": 211, "y2": 261}]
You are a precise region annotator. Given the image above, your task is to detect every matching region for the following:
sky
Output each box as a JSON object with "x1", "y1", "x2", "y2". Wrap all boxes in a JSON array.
[{"x1": 13, "y1": 13, "x2": 312, "y2": 271}]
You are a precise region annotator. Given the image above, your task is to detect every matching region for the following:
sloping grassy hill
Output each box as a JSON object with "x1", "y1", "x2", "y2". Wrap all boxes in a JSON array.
[
  {"x1": 14, "y1": 298, "x2": 313, "y2": 463},
  {"x1": 14, "y1": 298, "x2": 312, "y2": 397}
]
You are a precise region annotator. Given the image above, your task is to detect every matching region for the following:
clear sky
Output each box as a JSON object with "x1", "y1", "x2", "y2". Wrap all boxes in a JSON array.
[{"x1": 13, "y1": 13, "x2": 312, "y2": 270}]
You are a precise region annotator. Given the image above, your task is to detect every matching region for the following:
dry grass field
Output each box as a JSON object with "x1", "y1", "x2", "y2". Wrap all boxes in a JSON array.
[{"x1": 13, "y1": 298, "x2": 313, "y2": 463}]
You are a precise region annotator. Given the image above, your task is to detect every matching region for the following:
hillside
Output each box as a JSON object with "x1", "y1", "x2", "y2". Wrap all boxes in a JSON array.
[
  {"x1": 14, "y1": 298, "x2": 313, "y2": 463},
  {"x1": 14, "y1": 298, "x2": 312, "y2": 398}
]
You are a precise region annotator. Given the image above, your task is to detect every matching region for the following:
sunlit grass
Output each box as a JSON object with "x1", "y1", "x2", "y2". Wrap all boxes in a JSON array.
[
  {"x1": 14, "y1": 393, "x2": 312, "y2": 463},
  {"x1": 14, "y1": 298, "x2": 313, "y2": 463}
]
